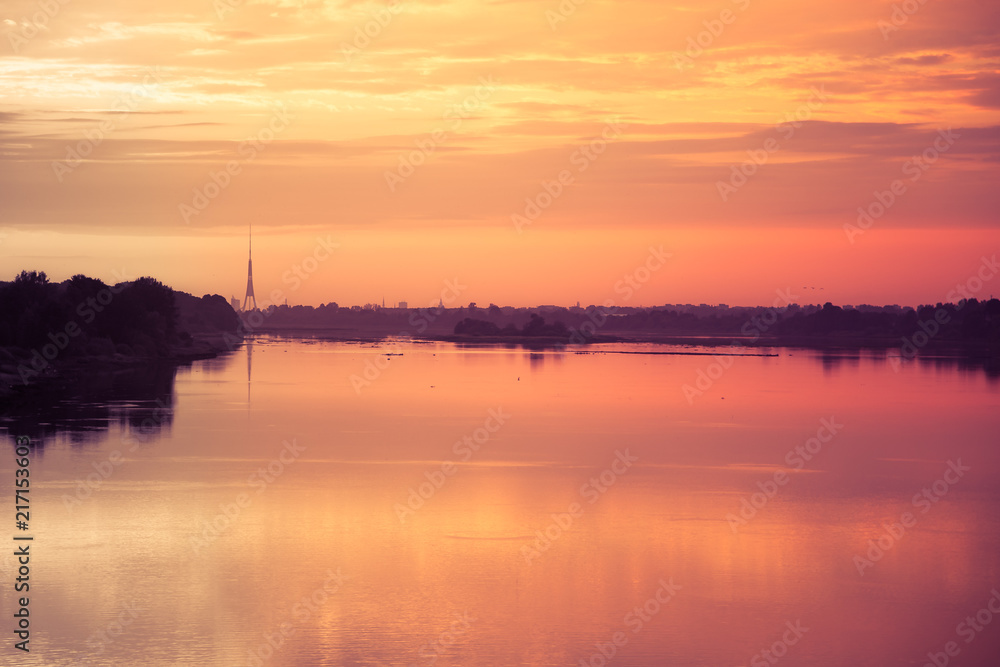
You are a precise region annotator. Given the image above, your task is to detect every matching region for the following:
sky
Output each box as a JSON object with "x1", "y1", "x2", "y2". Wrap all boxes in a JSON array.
[{"x1": 1, "y1": 0, "x2": 998, "y2": 308}]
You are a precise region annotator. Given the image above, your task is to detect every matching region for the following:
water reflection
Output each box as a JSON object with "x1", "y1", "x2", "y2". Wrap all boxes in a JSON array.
[
  {"x1": 2, "y1": 339, "x2": 999, "y2": 666},
  {"x1": 818, "y1": 350, "x2": 860, "y2": 374},
  {"x1": 3, "y1": 342, "x2": 998, "y2": 450},
  {"x1": 811, "y1": 348, "x2": 1000, "y2": 379},
  {"x1": 247, "y1": 335, "x2": 253, "y2": 406},
  {"x1": 0, "y1": 362, "x2": 181, "y2": 448}
]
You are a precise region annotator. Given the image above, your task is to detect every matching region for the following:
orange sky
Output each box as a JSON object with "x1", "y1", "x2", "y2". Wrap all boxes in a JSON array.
[{"x1": 1, "y1": 0, "x2": 998, "y2": 307}]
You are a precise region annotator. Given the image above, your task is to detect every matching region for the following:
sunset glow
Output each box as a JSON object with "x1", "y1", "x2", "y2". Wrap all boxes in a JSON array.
[{"x1": 2, "y1": 0, "x2": 997, "y2": 305}]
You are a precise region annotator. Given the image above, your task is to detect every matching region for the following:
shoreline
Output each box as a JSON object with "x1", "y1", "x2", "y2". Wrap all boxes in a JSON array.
[
  {"x1": 245, "y1": 326, "x2": 998, "y2": 357},
  {"x1": 3, "y1": 328, "x2": 995, "y2": 400},
  {"x1": 0, "y1": 333, "x2": 240, "y2": 400}
]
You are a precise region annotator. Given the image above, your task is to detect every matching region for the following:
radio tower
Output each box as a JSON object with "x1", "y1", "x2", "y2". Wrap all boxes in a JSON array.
[{"x1": 242, "y1": 221, "x2": 257, "y2": 311}]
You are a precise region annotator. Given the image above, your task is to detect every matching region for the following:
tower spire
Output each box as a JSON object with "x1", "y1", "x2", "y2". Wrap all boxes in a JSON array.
[{"x1": 242, "y1": 220, "x2": 257, "y2": 311}]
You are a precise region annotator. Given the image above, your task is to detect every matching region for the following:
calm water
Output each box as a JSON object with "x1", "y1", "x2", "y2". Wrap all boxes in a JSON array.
[{"x1": 2, "y1": 339, "x2": 999, "y2": 666}]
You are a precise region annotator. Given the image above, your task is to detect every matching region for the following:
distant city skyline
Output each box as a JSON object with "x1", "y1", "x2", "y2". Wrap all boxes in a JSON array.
[{"x1": 3, "y1": 225, "x2": 997, "y2": 309}]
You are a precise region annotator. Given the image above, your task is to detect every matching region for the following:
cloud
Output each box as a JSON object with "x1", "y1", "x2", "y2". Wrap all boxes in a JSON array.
[
  {"x1": 894, "y1": 53, "x2": 954, "y2": 65},
  {"x1": 0, "y1": 0, "x2": 996, "y2": 239}
]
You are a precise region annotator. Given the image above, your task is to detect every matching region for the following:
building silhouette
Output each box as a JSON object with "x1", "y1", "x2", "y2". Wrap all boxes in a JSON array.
[{"x1": 242, "y1": 222, "x2": 257, "y2": 311}]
